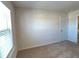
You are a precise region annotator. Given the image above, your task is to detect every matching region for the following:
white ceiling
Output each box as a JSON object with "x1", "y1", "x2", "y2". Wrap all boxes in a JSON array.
[{"x1": 12, "y1": 1, "x2": 79, "y2": 12}]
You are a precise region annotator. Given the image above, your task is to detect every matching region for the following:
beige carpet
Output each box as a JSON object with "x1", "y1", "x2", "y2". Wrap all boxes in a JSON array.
[{"x1": 16, "y1": 40, "x2": 79, "y2": 58}]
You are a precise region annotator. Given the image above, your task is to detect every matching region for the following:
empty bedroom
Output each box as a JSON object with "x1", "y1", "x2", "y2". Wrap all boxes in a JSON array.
[{"x1": 0, "y1": 1, "x2": 79, "y2": 58}]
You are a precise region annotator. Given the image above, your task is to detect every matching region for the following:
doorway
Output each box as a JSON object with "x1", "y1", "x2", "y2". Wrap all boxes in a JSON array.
[{"x1": 78, "y1": 16, "x2": 79, "y2": 43}]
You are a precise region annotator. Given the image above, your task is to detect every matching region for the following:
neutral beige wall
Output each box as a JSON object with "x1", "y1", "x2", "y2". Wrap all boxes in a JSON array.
[
  {"x1": 2, "y1": 1, "x2": 17, "y2": 58},
  {"x1": 15, "y1": 8, "x2": 67, "y2": 50}
]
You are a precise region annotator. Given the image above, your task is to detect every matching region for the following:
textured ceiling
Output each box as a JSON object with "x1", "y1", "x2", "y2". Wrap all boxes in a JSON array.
[{"x1": 12, "y1": 1, "x2": 79, "y2": 12}]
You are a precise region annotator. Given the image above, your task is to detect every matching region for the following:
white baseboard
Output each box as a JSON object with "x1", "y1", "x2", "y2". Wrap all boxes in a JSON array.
[{"x1": 18, "y1": 39, "x2": 63, "y2": 51}]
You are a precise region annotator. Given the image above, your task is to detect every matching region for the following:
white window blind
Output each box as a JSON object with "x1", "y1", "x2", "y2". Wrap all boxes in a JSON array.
[{"x1": 0, "y1": 2, "x2": 13, "y2": 58}]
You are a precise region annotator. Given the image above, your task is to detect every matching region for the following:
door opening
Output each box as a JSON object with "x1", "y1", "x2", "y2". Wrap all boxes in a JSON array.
[{"x1": 77, "y1": 16, "x2": 79, "y2": 43}]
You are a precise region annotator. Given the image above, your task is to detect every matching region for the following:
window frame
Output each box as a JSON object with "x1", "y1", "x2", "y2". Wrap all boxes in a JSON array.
[{"x1": 0, "y1": 2, "x2": 13, "y2": 58}]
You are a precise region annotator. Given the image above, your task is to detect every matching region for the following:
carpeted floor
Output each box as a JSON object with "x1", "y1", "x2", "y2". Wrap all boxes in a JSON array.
[{"x1": 16, "y1": 40, "x2": 79, "y2": 58}]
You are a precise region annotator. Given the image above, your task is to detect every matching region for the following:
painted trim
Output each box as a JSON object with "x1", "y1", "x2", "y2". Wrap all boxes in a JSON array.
[{"x1": 7, "y1": 46, "x2": 17, "y2": 58}]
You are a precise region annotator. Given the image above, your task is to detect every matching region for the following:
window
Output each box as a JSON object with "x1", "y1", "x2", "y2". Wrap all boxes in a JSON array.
[{"x1": 0, "y1": 2, "x2": 13, "y2": 58}]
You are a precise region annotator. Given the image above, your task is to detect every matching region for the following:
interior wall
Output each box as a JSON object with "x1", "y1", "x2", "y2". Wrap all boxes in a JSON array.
[
  {"x1": 61, "y1": 15, "x2": 68, "y2": 41},
  {"x1": 68, "y1": 10, "x2": 79, "y2": 43},
  {"x1": 15, "y1": 8, "x2": 68, "y2": 50},
  {"x1": 2, "y1": 1, "x2": 17, "y2": 58}
]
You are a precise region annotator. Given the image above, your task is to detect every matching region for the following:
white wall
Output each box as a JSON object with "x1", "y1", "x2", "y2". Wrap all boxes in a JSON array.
[
  {"x1": 61, "y1": 15, "x2": 68, "y2": 41},
  {"x1": 15, "y1": 8, "x2": 67, "y2": 50},
  {"x1": 68, "y1": 10, "x2": 79, "y2": 43},
  {"x1": 2, "y1": 1, "x2": 17, "y2": 58}
]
